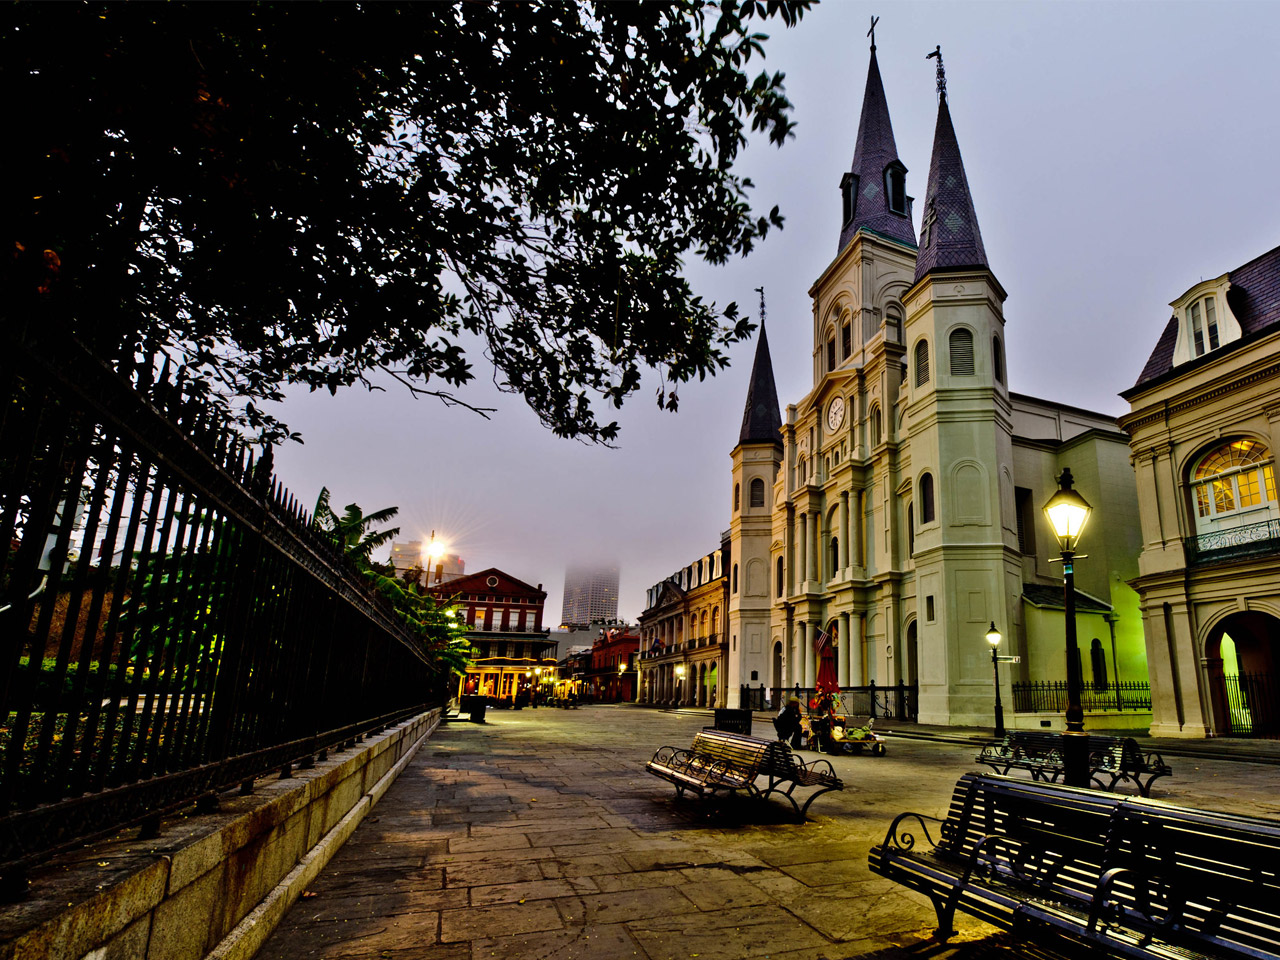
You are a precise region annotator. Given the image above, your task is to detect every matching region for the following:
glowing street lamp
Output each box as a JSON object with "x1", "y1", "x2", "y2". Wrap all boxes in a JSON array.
[
  {"x1": 986, "y1": 622, "x2": 1006, "y2": 738},
  {"x1": 1042, "y1": 467, "x2": 1093, "y2": 787}
]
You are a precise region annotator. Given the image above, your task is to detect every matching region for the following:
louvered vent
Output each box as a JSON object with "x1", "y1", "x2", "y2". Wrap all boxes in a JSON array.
[{"x1": 949, "y1": 328, "x2": 975, "y2": 376}]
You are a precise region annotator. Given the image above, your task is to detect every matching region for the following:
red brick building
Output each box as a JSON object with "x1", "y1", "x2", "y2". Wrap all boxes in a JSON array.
[
  {"x1": 587, "y1": 625, "x2": 640, "y2": 702},
  {"x1": 428, "y1": 568, "x2": 555, "y2": 704}
]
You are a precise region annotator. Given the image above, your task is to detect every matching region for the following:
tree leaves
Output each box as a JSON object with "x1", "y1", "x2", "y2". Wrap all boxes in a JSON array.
[{"x1": 4, "y1": 0, "x2": 810, "y2": 444}]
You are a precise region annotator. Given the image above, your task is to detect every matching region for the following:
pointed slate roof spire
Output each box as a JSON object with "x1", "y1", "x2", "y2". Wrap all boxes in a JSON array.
[
  {"x1": 838, "y1": 42, "x2": 917, "y2": 253},
  {"x1": 738, "y1": 292, "x2": 783, "y2": 447},
  {"x1": 913, "y1": 58, "x2": 989, "y2": 284}
]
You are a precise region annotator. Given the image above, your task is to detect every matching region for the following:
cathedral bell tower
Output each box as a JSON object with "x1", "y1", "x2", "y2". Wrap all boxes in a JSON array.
[
  {"x1": 899, "y1": 50, "x2": 1022, "y2": 725},
  {"x1": 727, "y1": 296, "x2": 783, "y2": 708}
]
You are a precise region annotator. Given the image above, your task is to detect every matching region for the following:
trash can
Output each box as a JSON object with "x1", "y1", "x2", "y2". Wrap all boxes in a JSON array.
[
  {"x1": 713, "y1": 708, "x2": 752, "y2": 735},
  {"x1": 460, "y1": 694, "x2": 487, "y2": 724}
]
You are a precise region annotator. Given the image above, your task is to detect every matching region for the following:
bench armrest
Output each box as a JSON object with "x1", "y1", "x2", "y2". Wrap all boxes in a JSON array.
[
  {"x1": 794, "y1": 755, "x2": 840, "y2": 782},
  {"x1": 879, "y1": 811, "x2": 944, "y2": 852}
]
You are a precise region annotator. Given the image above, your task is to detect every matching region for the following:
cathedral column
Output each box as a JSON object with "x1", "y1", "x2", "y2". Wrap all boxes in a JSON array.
[
  {"x1": 804, "y1": 621, "x2": 816, "y2": 689},
  {"x1": 849, "y1": 612, "x2": 865, "y2": 686},
  {"x1": 798, "y1": 513, "x2": 809, "y2": 584},
  {"x1": 838, "y1": 492, "x2": 850, "y2": 573},
  {"x1": 839, "y1": 612, "x2": 851, "y2": 687},
  {"x1": 808, "y1": 510, "x2": 819, "y2": 585}
]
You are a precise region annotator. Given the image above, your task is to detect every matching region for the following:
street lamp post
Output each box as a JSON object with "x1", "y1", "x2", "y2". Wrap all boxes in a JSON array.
[
  {"x1": 675, "y1": 664, "x2": 686, "y2": 707},
  {"x1": 1042, "y1": 467, "x2": 1093, "y2": 788},
  {"x1": 986, "y1": 622, "x2": 1006, "y2": 738}
]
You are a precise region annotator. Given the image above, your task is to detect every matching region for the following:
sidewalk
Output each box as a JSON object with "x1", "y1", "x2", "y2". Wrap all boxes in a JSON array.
[{"x1": 254, "y1": 705, "x2": 1280, "y2": 960}]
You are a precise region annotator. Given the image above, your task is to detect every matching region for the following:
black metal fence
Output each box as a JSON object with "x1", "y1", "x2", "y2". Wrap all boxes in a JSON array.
[
  {"x1": 740, "y1": 681, "x2": 917, "y2": 721},
  {"x1": 1220, "y1": 673, "x2": 1280, "y2": 738},
  {"x1": 1012, "y1": 679, "x2": 1152, "y2": 714},
  {"x1": 1186, "y1": 519, "x2": 1280, "y2": 566},
  {"x1": 0, "y1": 319, "x2": 443, "y2": 893}
]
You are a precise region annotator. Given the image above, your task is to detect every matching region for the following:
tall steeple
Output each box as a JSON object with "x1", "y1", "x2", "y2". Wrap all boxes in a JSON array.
[
  {"x1": 738, "y1": 297, "x2": 782, "y2": 447},
  {"x1": 838, "y1": 29, "x2": 916, "y2": 253},
  {"x1": 913, "y1": 53, "x2": 989, "y2": 284}
]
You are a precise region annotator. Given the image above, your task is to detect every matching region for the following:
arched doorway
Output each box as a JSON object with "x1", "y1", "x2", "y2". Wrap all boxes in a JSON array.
[
  {"x1": 1205, "y1": 611, "x2": 1280, "y2": 737},
  {"x1": 771, "y1": 640, "x2": 783, "y2": 695},
  {"x1": 905, "y1": 620, "x2": 919, "y2": 685}
]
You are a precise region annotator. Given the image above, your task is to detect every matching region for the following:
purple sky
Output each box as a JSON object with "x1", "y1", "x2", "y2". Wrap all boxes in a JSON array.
[{"x1": 267, "y1": 2, "x2": 1280, "y2": 623}]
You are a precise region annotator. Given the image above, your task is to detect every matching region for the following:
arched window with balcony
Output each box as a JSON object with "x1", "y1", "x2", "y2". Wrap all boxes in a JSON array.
[{"x1": 1190, "y1": 439, "x2": 1278, "y2": 539}]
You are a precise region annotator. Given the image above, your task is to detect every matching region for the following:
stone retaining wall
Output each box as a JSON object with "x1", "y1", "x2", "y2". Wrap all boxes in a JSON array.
[{"x1": 0, "y1": 709, "x2": 439, "y2": 960}]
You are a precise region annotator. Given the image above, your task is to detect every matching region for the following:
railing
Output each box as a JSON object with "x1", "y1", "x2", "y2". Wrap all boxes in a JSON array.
[
  {"x1": 1186, "y1": 518, "x2": 1280, "y2": 565},
  {"x1": 1011, "y1": 680, "x2": 1152, "y2": 713},
  {"x1": 1219, "y1": 672, "x2": 1280, "y2": 738},
  {"x1": 0, "y1": 319, "x2": 443, "y2": 895},
  {"x1": 740, "y1": 682, "x2": 917, "y2": 721}
]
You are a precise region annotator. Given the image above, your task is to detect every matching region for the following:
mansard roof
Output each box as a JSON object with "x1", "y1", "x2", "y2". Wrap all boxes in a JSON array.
[
  {"x1": 738, "y1": 322, "x2": 783, "y2": 447},
  {"x1": 1128, "y1": 244, "x2": 1280, "y2": 391},
  {"x1": 838, "y1": 48, "x2": 917, "y2": 253},
  {"x1": 913, "y1": 96, "x2": 989, "y2": 284}
]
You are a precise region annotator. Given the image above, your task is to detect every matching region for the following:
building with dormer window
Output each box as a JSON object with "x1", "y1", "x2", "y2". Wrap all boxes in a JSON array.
[{"x1": 1120, "y1": 245, "x2": 1280, "y2": 738}]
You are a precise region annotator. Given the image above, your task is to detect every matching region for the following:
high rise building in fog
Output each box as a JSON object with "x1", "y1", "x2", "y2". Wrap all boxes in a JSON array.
[{"x1": 560, "y1": 564, "x2": 620, "y2": 627}]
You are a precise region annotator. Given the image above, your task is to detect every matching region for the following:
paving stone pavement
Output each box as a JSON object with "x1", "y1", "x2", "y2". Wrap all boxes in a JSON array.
[{"x1": 255, "y1": 705, "x2": 1280, "y2": 960}]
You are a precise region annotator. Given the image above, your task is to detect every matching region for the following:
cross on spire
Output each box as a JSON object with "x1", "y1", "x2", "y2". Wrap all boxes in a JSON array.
[
  {"x1": 867, "y1": 15, "x2": 879, "y2": 51},
  {"x1": 927, "y1": 44, "x2": 947, "y2": 102},
  {"x1": 755, "y1": 286, "x2": 766, "y2": 327}
]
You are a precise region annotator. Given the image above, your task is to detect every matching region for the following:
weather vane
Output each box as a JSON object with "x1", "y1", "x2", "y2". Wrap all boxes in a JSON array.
[
  {"x1": 868, "y1": 16, "x2": 879, "y2": 52},
  {"x1": 755, "y1": 286, "x2": 766, "y2": 327},
  {"x1": 927, "y1": 45, "x2": 946, "y2": 102}
]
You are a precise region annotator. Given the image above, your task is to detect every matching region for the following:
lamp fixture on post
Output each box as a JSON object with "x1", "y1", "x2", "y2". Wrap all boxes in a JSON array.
[
  {"x1": 1042, "y1": 467, "x2": 1093, "y2": 787},
  {"x1": 986, "y1": 622, "x2": 1005, "y2": 738}
]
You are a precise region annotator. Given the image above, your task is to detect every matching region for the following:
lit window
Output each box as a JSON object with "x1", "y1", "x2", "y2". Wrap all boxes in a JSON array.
[{"x1": 1192, "y1": 440, "x2": 1276, "y2": 522}]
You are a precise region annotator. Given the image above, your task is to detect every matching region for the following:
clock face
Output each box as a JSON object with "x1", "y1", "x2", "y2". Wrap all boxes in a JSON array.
[{"x1": 826, "y1": 397, "x2": 846, "y2": 431}]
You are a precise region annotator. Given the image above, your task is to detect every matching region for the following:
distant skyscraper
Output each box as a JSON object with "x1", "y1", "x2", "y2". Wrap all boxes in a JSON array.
[{"x1": 560, "y1": 564, "x2": 620, "y2": 626}]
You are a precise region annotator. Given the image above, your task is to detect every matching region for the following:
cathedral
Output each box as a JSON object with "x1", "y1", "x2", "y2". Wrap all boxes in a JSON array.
[{"x1": 641, "y1": 38, "x2": 1150, "y2": 729}]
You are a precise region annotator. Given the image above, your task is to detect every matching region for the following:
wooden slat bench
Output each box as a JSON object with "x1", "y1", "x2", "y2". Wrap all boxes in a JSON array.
[
  {"x1": 869, "y1": 773, "x2": 1280, "y2": 960},
  {"x1": 646, "y1": 729, "x2": 843, "y2": 818},
  {"x1": 976, "y1": 732, "x2": 1172, "y2": 796}
]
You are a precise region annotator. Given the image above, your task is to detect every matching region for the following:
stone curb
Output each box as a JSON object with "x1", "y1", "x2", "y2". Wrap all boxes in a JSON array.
[{"x1": 205, "y1": 714, "x2": 436, "y2": 960}]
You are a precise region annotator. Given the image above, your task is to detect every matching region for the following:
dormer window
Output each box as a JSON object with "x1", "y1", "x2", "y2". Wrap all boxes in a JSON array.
[
  {"x1": 884, "y1": 162, "x2": 908, "y2": 216},
  {"x1": 840, "y1": 173, "x2": 858, "y2": 224},
  {"x1": 1170, "y1": 274, "x2": 1240, "y2": 367}
]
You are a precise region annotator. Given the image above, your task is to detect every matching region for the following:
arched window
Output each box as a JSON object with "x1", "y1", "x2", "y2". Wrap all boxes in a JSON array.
[
  {"x1": 907, "y1": 502, "x2": 915, "y2": 555},
  {"x1": 914, "y1": 339, "x2": 930, "y2": 387},
  {"x1": 732, "y1": 563, "x2": 738, "y2": 594},
  {"x1": 776, "y1": 556, "x2": 784, "y2": 598},
  {"x1": 750, "y1": 477, "x2": 765, "y2": 507},
  {"x1": 1191, "y1": 439, "x2": 1277, "y2": 531},
  {"x1": 949, "y1": 328, "x2": 975, "y2": 376},
  {"x1": 992, "y1": 335, "x2": 1004, "y2": 384},
  {"x1": 886, "y1": 305, "x2": 903, "y2": 344},
  {"x1": 826, "y1": 336, "x2": 836, "y2": 372},
  {"x1": 870, "y1": 404, "x2": 882, "y2": 446},
  {"x1": 734, "y1": 483, "x2": 740, "y2": 512},
  {"x1": 919, "y1": 472, "x2": 936, "y2": 524},
  {"x1": 829, "y1": 537, "x2": 839, "y2": 576},
  {"x1": 711, "y1": 607, "x2": 719, "y2": 638},
  {"x1": 797, "y1": 457, "x2": 806, "y2": 486},
  {"x1": 884, "y1": 163, "x2": 907, "y2": 215}
]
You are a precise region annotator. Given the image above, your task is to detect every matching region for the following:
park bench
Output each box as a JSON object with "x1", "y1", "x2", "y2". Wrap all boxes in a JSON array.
[
  {"x1": 869, "y1": 773, "x2": 1280, "y2": 960},
  {"x1": 646, "y1": 729, "x2": 843, "y2": 818},
  {"x1": 976, "y1": 731, "x2": 1171, "y2": 796}
]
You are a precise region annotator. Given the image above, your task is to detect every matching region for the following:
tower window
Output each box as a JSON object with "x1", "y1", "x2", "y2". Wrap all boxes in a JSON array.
[
  {"x1": 841, "y1": 321, "x2": 852, "y2": 358},
  {"x1": 734, "y1": 483, "x2": 740, "y2": 512},
  {"x1": 885, "y1": 163, "x2": 907, "y2": 215},
  {"x1": 732, "y1": 563, "x2": 738, "y2": 594},
  {"x1": 914, "y1": 340, "x2": 931, "y2": 387},
  {"x1": 776, "y1": 556, "x2": 784, "y2": 598},
  {"x1": 840, "y1": 172, "x2": 857, "y2": 224},
  {"x1": 992, "y1": 335, "x2": 1004, "y2": 384},
  {"x1": 750, "y1": 477, "x2": 765, "y2": 507},
  {"x1": 826, "y1": 336, "x2": 836, "y2": 372},
  {"x1": 886, "y1": 306, "x2": 902, "y2": 344},
  {"x1": 919, "y1": 472, "x2": 936, "y2": 524},
  {"x1": 870, "y1": 404, "x2": 882, "y2": 446},
  {"x1": 949, "y1": 328, "x2": 975, "y2": 376}
]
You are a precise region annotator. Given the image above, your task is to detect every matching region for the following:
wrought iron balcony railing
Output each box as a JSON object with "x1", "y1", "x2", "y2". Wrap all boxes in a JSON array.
[{"x1": 1186, "y1": 518, "x2": 1280, "y2": 565}]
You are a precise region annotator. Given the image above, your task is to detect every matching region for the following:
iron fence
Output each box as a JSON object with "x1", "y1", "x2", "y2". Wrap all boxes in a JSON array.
[
  {"x1": 0, "y1": 318, "x2": 443, "y2": 894},
  {"x1": 1220, "y1": 672, "x2": 1280, "y2": 738},
  {"x1": 1186, "y1": 519, "x2": 1280, "y2": 565},
  {"x1": 741, "y1": 681, "x2": 917, "y2": 721},
  {"x1": 1011, "y1": 679, "x2": 1152, "y2": 713}
]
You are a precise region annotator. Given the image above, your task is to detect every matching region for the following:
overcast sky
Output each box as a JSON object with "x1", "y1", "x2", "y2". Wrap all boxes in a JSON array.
[{"x1": 267, "y1": 1, "x2": 1280, "y2": 624}]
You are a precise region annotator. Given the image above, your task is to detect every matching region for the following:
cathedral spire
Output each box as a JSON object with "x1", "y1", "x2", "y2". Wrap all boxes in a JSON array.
[
  {"x1": 838, "y1": 31, "x2": 916, "y2": 254},
  {"x1": 738, "y1": 289, "x2": 783, "y2": 447},
  {"x1": 913, "y1": 58, "x2": 988, "y2": 284}
]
